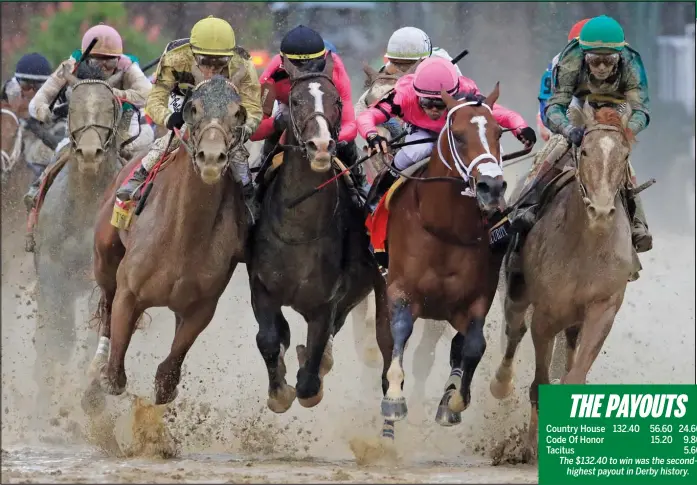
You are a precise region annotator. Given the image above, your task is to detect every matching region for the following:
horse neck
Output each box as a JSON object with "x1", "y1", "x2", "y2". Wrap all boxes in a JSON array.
[
  {"x1": 160, "y1": 149, "x2": 232, "y2": 237},
  {"x1": 272, "y1": 140, "x2": 339, "y2": 228},
  {"x1": 419, "y1": 138, "x2": 484, "y2": 235}
]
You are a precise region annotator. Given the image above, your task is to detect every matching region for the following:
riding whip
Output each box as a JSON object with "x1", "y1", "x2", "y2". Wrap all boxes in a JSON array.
[
  {"x1": 49, "y1": 37, "x2": 98, "y2": 112},
  {"x1": 140, "y1": 56, "x2": 162, "y2": 74}
]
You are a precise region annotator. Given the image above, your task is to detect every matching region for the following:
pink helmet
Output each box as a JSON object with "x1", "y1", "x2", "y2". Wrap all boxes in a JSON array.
[
  {"x1": 82, "y1": 24, "x2": 123, "y2": 57},
  {"x1": 413, "y1": 57, "x2": 459, "y2": 99}
]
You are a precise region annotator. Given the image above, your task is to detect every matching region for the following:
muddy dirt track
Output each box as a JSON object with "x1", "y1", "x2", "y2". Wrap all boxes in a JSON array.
[{"x1": 1, "y1": 151, "x2": 694, "y2": 483}]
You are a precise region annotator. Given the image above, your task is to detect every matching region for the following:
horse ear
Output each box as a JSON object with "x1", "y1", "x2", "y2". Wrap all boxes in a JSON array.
[
  {"x1": 236, "y1": 104, "x2": 247, "y2": 126},
  {"x1": 441, "y1": 89, "x2": 458, "y2": 110},
  {"x1": 282, "y1": 55, "x2": 301, "y2": 80},
  {"x1": 484, "y1": 82, "x2": 500, "y2": 108},
  {"x1": 106, "y1": 70, "x2": 124, "y2": 87},
  {"x1": 230, "y1": 64, "x2": 247, "y2": 89},
  {"x1": 323, "y1": 52, "x2": 335, "y2": 77},
  {"x1": 363, "y1": 62, "x2": 379, "y2": 86},
  {"x1": 62, "y1": 63, "x2": 79, "y2": 88},
  {"x1": 582, "y1": 100, "x2": 596, "y2": 125}
]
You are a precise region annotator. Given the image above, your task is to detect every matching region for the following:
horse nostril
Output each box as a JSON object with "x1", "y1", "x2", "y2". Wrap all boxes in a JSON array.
[
  {"x1": 306, "y1": 141, "x2": 317, "y2": 152},
  {"x1": 328, "y1": 139, "x2": 336, "y2": 153},
  {"x1": 476, "y1": 182, "x2": 490, "y2": 194},
  {"x1": 588, "y1": 205, "x2": 597, "y2": 218},
  {"x1": 218, "y1": 153, "x2": 226, "y2": 164},
  {"x1": 501, "y1": 181, "x2": 508, "y2": 194},
  {"x1": 196, "y1": 151, "x2": 205, "y2": 164},
  {"x1": 95, "y1": 148, "x2": 104, "y2": 158},
  {"x1": 608, "y1": 207, "x2": 616, "y2": 217}
]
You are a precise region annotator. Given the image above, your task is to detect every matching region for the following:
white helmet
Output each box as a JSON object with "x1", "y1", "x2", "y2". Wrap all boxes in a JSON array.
[{"x1": 386, "y1": 27, "x2": 432, "y2": 61}]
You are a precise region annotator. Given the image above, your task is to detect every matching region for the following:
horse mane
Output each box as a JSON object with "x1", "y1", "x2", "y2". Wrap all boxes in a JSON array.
[
  {"x1": 454, "y1": 90, "x2": 486, "y2": 106},
  {"x1": 595, "y1": 107, "x2": 635, "y2": 143},
  {"x1": 76, "y1": 62, "x2": 106, "y2": 81}
]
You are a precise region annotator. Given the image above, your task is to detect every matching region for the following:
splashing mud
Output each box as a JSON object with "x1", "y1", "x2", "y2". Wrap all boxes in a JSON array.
[{"x1": 2, "y1": 133, "x2": 693, "y2": 482}]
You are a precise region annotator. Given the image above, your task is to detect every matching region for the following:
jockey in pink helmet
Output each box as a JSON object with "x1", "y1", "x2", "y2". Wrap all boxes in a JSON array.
[{"x1": 358, "y1": 57, "x2": 535, "y2": 172}]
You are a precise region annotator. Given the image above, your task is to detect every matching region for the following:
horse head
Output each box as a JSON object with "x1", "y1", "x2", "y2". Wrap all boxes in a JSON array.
[
  {"x1": 62, "y1": 62, "x2": 123, "y2": 173},
  {"x1": 440, "y1": 84, "x2": 507, "y2": 216},
  {"x1": 283, "y1": 55, "x2": 343, "y2": 172},
  {"x1": 570, "y1": 102, "x2": 633, "y2": 229},
  {"x1": 181, "y1": 69, "x2": 247, "y2": 184}
]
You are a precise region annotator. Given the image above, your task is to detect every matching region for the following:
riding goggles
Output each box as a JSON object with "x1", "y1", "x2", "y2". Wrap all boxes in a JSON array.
[
  {"x1": 194, "y1": 54, "x2": 231, "y2": 68},
  {"x1": 585, "y1": 52, "x2": 620, "y2": 69},
  {"x1": 87, "y1": 55, "x2": 119, "y2": 70},
  {"x1": 418, "y1": 97, "x2": 447, "y2": 110},
  {"x1": 17, "y1": 79, "x2": 44, "y2": 92}
]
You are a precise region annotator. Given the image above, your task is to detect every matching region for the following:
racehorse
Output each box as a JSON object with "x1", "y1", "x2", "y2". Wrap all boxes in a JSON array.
[
  {"x1": 87, "y1": 72, "x2": 249, "y2": 408},
  {"x1": 489, "y1": 104, "x2": 637, "y2": 462},
  {"x1": 247, "y1": 54, "x2": 388, "y2": 413},
  {"x1": 374, "y1": 87, "x2": 508, "y2": 438},
  {"x1": 31, "y1": 63, "x2": 125, "y2": 410}
]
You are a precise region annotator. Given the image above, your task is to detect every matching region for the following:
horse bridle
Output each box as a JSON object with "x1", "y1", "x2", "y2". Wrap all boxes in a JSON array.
[
  {"x1": 573, "y1": 123, "x2": 629, "y2": 200},
  {"x1": 285, "y1": 72, "x2": 342, "y2": 152},
  {"x1": 67, "y1": 79, "x2": 122, "y2": 151},
  {"x1": 178, "y1": 78, "x2": 246, "y2": 175}
]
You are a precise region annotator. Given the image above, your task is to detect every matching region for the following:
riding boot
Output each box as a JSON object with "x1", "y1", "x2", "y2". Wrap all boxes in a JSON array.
[
  {"x1": 352, "y1": 163, "x2": 371, "y2": 208},
  {"x1": 115, "y1": 165, "x2": 149, "y2": 202},
  {"x1": 630, "y1": 194, "x2": 652, "y2": 253},
  {"x1": 367, "y1": 169, "x2": 397, "y2": 213},
  {"x1": 242, "y1": 183, "x2": 260, "y2": 226}
]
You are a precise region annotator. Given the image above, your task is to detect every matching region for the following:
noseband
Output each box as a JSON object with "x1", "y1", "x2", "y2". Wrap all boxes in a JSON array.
[
  {"x1": 286, "y1": 72, "x2": 342, "y2": 152},
  {"x1": 67, "y1": 79, "x2": 121, "y2": 151},
  {"x1": 436, "y1": 101, "x2": 503, "y2": 196}
]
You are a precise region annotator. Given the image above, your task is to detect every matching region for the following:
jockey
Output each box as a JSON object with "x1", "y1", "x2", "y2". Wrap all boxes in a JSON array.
[
  {"x1": 537, "y1": 18, "x2": 591, "y2": 142},
  {"x1": 359, "y1": 57, "x2": 534, "y2": 194},
  {"x1": 24, "y1": 24, "x2": 153, "y2": 211},
  {"x1": 2, "y1": 53, "x2": 67, "y2": 178},
  {"x1": 115, "y1": 16, "x2": 263, "y2": 223},
  {"x1": 514, "y1": 15, "x2": 652, "y2": 253},
  {"x1": 251, "y1": 25, "x2": 366, "y2": 204}
]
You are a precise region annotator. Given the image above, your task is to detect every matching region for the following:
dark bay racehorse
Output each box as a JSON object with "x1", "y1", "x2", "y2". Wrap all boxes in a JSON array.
[
  {"x1": 375, "y1": 87, "x2": 510, "y2": 438},
  {"x1": 87, "y1": 73, "x2": 249, "y2": 408},
  {"x1": 32, "y1": 63, "x2": 125, "y2": 410},
  {"x1": 248, "y1": 55, "x2": 387, "y2": 412}
]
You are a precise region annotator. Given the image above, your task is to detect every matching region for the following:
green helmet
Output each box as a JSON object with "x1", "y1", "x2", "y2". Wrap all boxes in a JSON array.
[{"x1": 579, "y1": 15, "x2": 626, "y2": 52}]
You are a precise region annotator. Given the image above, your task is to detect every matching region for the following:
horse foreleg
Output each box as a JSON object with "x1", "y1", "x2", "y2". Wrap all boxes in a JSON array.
[
  {"x1": 82, "y1": 287, "x2": 114, "y2": 416},
  {"x1": 490, "y1": 284, "x2": 529, "y2": 400},
  {"x1": 251, "y1": 277, "x2": 294, "y2": 413},
  {"x1": 154, "y1": 304, "x2": 216, "y2": 405},
  {"x1": 525, "y1": 310, "x2": 555, "y2": 464},
  {"x1": 381, "y1": 292, "x2": 415, "y2": 422},
  {"x1": 563, "y1": 296, "x2": 622, "y2": 385},
  {"x1": 101, "y1": 288, "x2": 142, "y2": 396},
  {"x1": 373, "y1": 273, "x2": 396, "y2": 439},
  {"x1": 296, "y1": 305, "x2": 333, "y2": 408}
]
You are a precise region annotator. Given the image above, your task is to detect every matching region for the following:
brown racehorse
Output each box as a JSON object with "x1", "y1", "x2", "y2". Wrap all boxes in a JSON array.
[
  {"x1": 489, "y1": 104, "x2": 637, "y2": 462},
  {"x1": 375, "y1": 87, "x2": 510, "y2": 439},
  {"x1": 85, "y1": 73, "x2": 249, "y2": 410}
]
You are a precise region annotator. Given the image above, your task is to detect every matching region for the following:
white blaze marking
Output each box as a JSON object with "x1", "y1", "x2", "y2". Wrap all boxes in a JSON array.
[
  {"x1": 308, "y1": 82, "x2": 331, "y2": 140},
  {"x1": 470, "y1": 115, "x2": 491, "y2": 154},
  {"x1": 599, "y1": 136, "x2": 615, "y2": 182}
]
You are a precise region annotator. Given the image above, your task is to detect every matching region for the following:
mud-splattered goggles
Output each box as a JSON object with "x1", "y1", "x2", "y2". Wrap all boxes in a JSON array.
[
  {"x1": 87, "y1": 55, "x2": 119, "y2": 70},
  {"x1": 585, "y1": 53, "x2": 620, "y2": 69},
  {"x1": 16, "y1": 79, "x2": 44, "y2": 92},
  {"x1": 194, "y1": 55, "x2": 230, "y2": 68},
  {"x1": 418, "y1": 97, "x2": 447, "y2": 110}
]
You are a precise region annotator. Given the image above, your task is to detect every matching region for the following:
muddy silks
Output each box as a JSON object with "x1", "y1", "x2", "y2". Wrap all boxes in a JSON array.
[{"x1": 260, "y1": 82, "x2": 276, "y2": 118}]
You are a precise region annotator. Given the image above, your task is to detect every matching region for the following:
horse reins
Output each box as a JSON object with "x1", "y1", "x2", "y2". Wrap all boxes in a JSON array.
[
  {"x1": 67, "y1": 79, "x2": 122, "y2": 151},
  {"x1": 1, "y1": 108, "x2": 23, "y2": 177}
]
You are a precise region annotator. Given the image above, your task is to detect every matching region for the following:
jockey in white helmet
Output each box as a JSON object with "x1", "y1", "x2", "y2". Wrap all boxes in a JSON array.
[{"x1": 383, "y1": 26, "x2": 462, "y2": 76}]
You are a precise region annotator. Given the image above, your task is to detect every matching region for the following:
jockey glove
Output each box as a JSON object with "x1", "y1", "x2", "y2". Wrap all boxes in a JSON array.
[
  {"x1": 563, "y1": 125, "x2": 585, "y2": 147},
  {"x1": 273, "y1": 111, "x2": 288, "y2": 134},
  {"x1": 52, "y1": 102, "x2": 69, "y2": 120},
  {"x1": 166, "y1": 111, "x2": 185, "y2": 131},
  {"x1": 516, "y1": 127, "x2": 537, "y2": 147},
  {"x1": 367, "y1": 132, "x2": 389, "y2": 154}
]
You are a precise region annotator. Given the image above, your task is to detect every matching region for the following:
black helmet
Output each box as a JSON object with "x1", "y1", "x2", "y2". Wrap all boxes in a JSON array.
[
  {"x1": 15, "y1": 53, "x2": 52, "y2": 82},
  {"x1": 280, "y1": 25, "x2": 325, "y2": 61}
]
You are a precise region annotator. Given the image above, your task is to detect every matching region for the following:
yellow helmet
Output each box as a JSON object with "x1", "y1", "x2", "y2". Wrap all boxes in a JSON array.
[{"x1": 190, "y1": 16, "x2": 236, "y2": 56}]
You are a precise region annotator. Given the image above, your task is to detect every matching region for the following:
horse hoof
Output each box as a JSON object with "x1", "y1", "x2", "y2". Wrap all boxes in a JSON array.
[
  {"x1": 381, "y1": 420, "x2": 395, "y2": 440},
  {"x1": 490, "y1": 377, "x2": 514, "y2": 400},
  {"x1": 447, "y1": 389, "x2": 468, "y2": 414},
  {"x1": 550, "y1": 378, "x2": 561, "y2": 385},
  {"x1": 155, "y1": 386, "x2": 178, "y2": 406},
  {"x1": 81, "y1": 379, "x2": 106, "y2": 416},
  {"x1": 267, "y1": 385, "x2": 296, "y2": 413},
  {"x1": 100, "y1": 371, "x2": 126, "y2": 396},
  {"x1": 381, "y1": 396, "x2": 407, "y2": 421},
  {"x1": 435, "y1": 403, "x2": 462, "y2": 427},
  {"x1": 298, "y1": 384, "x2": 323, "y2": 408}
]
